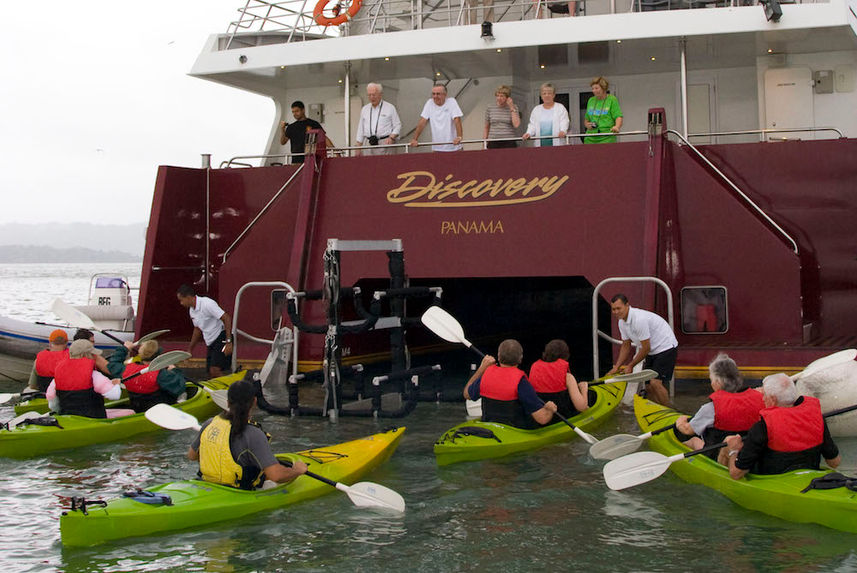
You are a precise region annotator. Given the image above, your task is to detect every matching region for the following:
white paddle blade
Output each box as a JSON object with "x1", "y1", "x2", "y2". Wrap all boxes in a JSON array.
[
  {"x1": 0, "y1": 393, "x2": 19, "y2": 405},
  {"x1": 134, "y1": 329, "x2": 170, "y2": 345},
  {"x1": 145, "y1": 403, "x2": 201, "y2": 431},
  {"x1": 792, "y1": 349, "x2": 857, "y2": 381},
  {"x1": 148, "y1": 350, "x2": 192, "y2": 372},
  {"x1": 603, "y1": 450, "x2": 672, "y2": 490},
  {"x1": 339, "y1": 481, "x2": 406, "y2": 512},
  {"x1": 420, "y1": 306, "x2": 467, "y2": 344},
  {"x1": 207, "y1": 389, "x2": 230, "y2": 410},
  {"x1": 51, "y1": 298, "x2": 97, "y2": 330},
  {"x1": 589, "y1": 434, "x2": 644, "y2": 460},
  {"x1": 466, "y1": 399, "x2": 482, "y2": 418}
]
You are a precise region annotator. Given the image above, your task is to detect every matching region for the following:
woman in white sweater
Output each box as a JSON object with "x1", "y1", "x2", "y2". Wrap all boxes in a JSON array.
[{"x1": 523, "y1": 83, "x2": 570, "y2": 147}]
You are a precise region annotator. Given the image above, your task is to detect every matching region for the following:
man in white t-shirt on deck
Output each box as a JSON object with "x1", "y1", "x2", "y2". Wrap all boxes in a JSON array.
[
  {"x1": 177, "y1": 284, "x2": 234, "y2": 378},
  {"x1": 606, "y1": 293, "x2": 678, "y2": 406},
  {"x1": 409, "y1": 84, "x2": 464, "y2": 152}
]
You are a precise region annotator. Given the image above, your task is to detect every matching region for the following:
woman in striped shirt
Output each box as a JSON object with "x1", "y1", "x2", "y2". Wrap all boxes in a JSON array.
[{"x1": 483, "y1": 85, "x2": 521, "y2": 149}]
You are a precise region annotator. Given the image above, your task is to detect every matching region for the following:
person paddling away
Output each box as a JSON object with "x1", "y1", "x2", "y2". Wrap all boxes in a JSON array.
[
  {"x1": 106, "y1": 340, "x2": 187, "y2": 413},
  {"x1": 674, "y1": 353, "x2": 764, "y2": 465},
  {"x1": 528, "y1": 339, "x2": 589, "y2": 421},
  {"x1": 464, "y1": 339, "x2": 558, "y2": 429},
  {"x1": 45, "y1": 339, "x2": 122, "y2": 418},
  {"x1": 28, "y1": 329, "x2": 70, "y2": 392},
  {"x1": 188, "y1": 379, "x2": 308, "y2": 490},
  {"x1": 725, "y1": 373, "x2": 841, "y2": 480}
]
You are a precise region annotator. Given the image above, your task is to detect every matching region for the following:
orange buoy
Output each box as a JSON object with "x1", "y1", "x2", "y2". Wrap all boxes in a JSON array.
[{"x1": 314, "y1": 0, "x2": 362, "y2": 26}]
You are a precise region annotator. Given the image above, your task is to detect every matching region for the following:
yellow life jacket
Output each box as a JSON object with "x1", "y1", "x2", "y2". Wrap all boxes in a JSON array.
[{"x1": 198, "y1": 416, "x2": 263, "y2": 489}]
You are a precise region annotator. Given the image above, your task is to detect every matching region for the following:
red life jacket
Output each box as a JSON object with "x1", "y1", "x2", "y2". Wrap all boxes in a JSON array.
[
  {"x1": 710, "y1": 389, "x2": 765, "y2": 432},
  {"x1": 54, "y1": 357, "x2": 106, "y2": 418},
  {"x1": 761, "y1": 396, "x2": 824, "y2": 452},
  {"x1": 480, "y1": 365, "x2": 526, "y2": 401},
  {"x1": 122, "y1": 363, "x2": 160, "y2": 394},
  {"x1": 54, "y1": 358, "x2": 96, "y2": 391},
  {"x1": 528, "y1": 359, "x2": 568, "y2": 393},
  {"x1": 35, "y1": 348, "x2": 69, "y2": 377}
]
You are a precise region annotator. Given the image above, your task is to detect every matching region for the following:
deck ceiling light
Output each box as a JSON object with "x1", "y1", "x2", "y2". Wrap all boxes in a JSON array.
[{"x1": 481, "y1": 21, "x2": 493, "y2": 39}]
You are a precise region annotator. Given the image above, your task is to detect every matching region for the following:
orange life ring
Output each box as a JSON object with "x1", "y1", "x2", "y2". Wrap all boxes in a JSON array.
[{"x1": 314, "y1": 0, "x2": 362, "y2": 26}]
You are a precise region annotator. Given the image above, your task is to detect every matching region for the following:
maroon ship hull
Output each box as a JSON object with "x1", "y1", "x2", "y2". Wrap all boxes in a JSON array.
[{"x1": 137, "y1": 116, "x2": 857, "y2": 379}]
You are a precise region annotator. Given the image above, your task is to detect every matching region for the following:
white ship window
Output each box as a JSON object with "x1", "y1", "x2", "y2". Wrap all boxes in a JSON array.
[{"x1": 680, "y1": 286, "x2": 728, "y2": 334}]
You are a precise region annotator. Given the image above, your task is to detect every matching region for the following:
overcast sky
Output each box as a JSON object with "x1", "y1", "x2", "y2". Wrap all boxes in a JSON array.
[{"x1": 0, "y1": 1, "x2": 272, "y2": 225}]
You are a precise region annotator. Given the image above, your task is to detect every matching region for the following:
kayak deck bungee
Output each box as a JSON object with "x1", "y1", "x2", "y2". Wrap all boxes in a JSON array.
[
  {"x1": 60, "y1": 426, "x2": 406, "y2": 547},
  {"x1": 434, "y1": 382, "x2": 626, "y2": 465},
  {"x1": 0, "y1": 372, "x2": 243, "y2": 459},
  {"x1": 634, "y1": 394, "x2": 857, "y2": 533}
]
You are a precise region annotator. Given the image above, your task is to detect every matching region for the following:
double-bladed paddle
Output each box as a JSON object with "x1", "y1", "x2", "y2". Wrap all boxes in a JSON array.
[
  {"x1": 144, "y1": 404, "x2": 406, "y2": 511},
  {"x1": 602, "y1": 402, "x2": 857, "y2": 490},
  {"x1": 120, "y1": 351, "x2": 191, "y2": 384},
  {"x1": 592, "y1": 349, "x2": 857, "y2": 461},
  {"x1": 420, "y1": 306, "x2": 600, "y2": 445},
  {"x1": 52, "y1": 299, "x2": 170, "y2": 346}
]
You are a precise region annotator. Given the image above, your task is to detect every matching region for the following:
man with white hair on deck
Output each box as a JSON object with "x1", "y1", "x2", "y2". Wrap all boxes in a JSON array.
[
  {"x1": 355, "y1": 83, "x2": 402, "y2": 156},
  {"x1": 725, "y1": 372, "x2": 840, "y2": 479}
]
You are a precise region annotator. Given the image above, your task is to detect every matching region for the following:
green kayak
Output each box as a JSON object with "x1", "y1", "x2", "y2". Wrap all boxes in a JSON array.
[
  {"x1": 434, "y1": 382, "x2": 626, "y2": 465},
  {"x1": 634, "y1": 394, "x2": 857, "y2": 533},
  {"x1": 14, "y1": 392, "x2": 129, "y2": 416},
  {"x1": 0, "y1": 372, "x2": 242, "y2": 459},
  {"x1": 60, "y1": 426, "x2": 406, "y2": 546}
]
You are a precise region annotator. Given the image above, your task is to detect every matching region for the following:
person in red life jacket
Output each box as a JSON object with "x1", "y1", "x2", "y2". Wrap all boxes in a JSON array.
[
  {"x1": 528, "y1": 339, "x2": 589, "y2": 421},
  {"x1": 73, "y1": 328, "x2": 111, "y2": 375},
  {"x1": 106, "y1": 340, "x2": 187, "y2": 413},
  {"x1": 725, "y1": 372, "x2": 841, "y2": 479},
  {"x1": 28, "y1": 329, "x2": 70, "y2": 392},
  {"x1": 463, "y1": 339, "x2": 558, "y2": 429},
  {"x1": 45, "y1": 339, "x2": 122, "y2": 418},
  {"x1": 188, "y1": 379, "x2": 308, "y2": 490},
  {"x1": 674, "y1": 353, "x2": 764, "y2": 464}
]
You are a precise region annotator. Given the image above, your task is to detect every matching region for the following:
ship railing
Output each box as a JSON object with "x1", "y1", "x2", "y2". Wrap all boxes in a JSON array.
[
  {"x1": 688, "y1": 126, "x2": 845, "y2": 143},
  {"x1": 666, "y1": 128, "x2": 799, "y2": 255},
  {"x1": 223, "y1": 0, "x2": 797, "y2": 43},
  {"x1": 231, "y1": 281, "x2": 300, "y2": 382},
  {"x1": 222, "y1": 164, "x2": 305, "y2": 262},
  {"x1": 592, "y1": 276, "x2": 676, "y2": 400},
  {"x1": 219, "y1": 130, "x2": 650, "y2": 166}
]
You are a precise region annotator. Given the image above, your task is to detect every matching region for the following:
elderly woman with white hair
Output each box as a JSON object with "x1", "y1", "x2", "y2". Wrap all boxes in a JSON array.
[
  {"x1": 726, "y1": 372, "x2": 841, "y2": 479},
  {"x1": 522, "y1": 83, "x2": 570, "y2": 147},
  {"x1": 675, "y1": 353, "x2": 764, "y2": 464}
]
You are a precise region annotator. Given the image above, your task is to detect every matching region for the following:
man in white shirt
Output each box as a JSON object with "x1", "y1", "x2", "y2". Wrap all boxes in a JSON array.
[
  {"x1": 606, "y1": 293, "x2": 679, "y2": 406},
  {"x1": 355, "y1": 83, "x2": 402, "y2": 156},
  {"x1": 177, "y1": 284, "x2": 234, "y2": 377},
  {"x1": 409, "y1": 84, "x2": 464, "y2": 152}
]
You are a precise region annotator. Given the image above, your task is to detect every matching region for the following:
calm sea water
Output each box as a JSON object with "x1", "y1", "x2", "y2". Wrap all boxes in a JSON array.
[{"x1": 1, "y1": 264, "x2": 856, "y2": 572}]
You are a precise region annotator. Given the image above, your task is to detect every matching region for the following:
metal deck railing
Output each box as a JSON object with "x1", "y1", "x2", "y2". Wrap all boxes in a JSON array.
[{"x1": 223, "y1": 0, "x2": 804, "y2": 45}]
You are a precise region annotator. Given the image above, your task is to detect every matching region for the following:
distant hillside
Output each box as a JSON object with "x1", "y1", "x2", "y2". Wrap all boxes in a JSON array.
[
  {"x1": 0, "y1": 223, "x2": 145, "y2": 257},
  {"x1": 0, "y1": 245, "x2": 141, "y2": 263}
]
